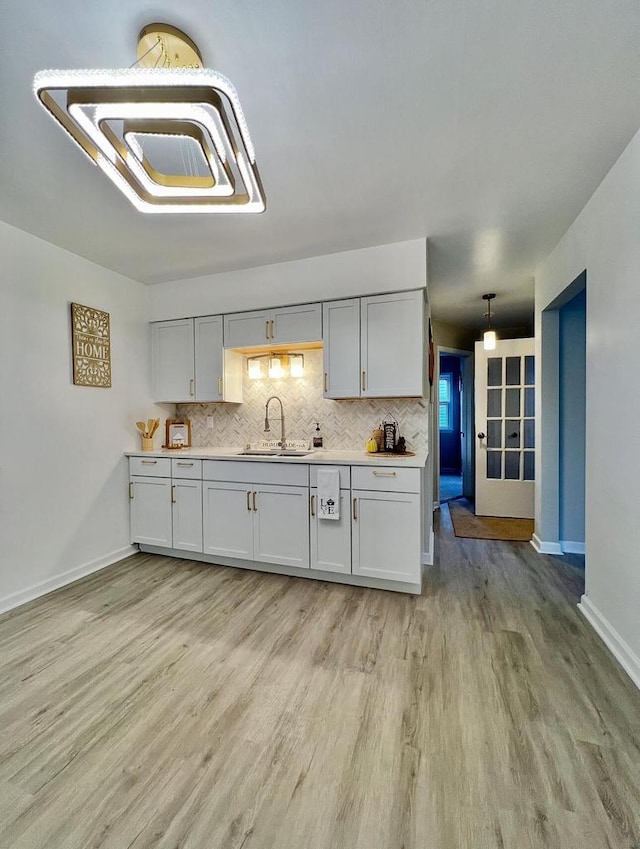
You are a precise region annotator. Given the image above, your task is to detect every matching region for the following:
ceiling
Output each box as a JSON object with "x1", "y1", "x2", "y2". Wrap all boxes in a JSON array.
[{"x1": 2, "y1": 0, "x2": 640, "y2": 330}]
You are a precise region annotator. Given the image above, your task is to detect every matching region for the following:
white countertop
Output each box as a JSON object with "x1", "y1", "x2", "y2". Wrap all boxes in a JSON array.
[{"x1": 125, "y1": 446, "x2": 427, "y2": 468}]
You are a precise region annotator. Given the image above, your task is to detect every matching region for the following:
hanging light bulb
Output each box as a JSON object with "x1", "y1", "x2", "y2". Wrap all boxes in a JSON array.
[
  {"x1": 289, "y1": 354, "x2": 304, "y2": 378},
  {"x1": 268, "y1": 355, "x2": 283, "y2": 379},
  {"x1": 247, "y1": 357, "x2": 263, "y2": 380},
  {"x1": 482, "y1": 294, "x2": 497, "y2": 350}
]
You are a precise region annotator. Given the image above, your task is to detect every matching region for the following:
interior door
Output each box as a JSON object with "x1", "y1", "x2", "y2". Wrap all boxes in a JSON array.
[{"x1": 474, "y1": 338, "x2": 535, "y2": 518}]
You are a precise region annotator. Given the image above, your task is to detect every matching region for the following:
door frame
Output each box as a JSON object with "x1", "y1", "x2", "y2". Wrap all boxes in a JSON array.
[{"x1": 434, "y1": 346, "x2": 474, "y2": 507}]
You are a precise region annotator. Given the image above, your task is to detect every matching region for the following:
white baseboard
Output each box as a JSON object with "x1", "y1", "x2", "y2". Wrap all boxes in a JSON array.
[
  {"x1": 579, "y1": 595, "x2": 640, "y2": 691},
  {"x1": 531, "y1": 534, "x2": 563, "y2": 555},
  {"x1": 0, "y1": 545, "x2": 135, "y2": 616},
  {"x1": 561, "y1": 540, "x2": 585, "y2": 555},
  {"x1": 421, "y1": 530, "x2": 435, "y2": 567}
]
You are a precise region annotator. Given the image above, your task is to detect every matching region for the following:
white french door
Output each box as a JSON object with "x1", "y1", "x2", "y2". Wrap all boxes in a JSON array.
[{"x1": 474, "y1": 338, "x2": 535, "y2": 518}]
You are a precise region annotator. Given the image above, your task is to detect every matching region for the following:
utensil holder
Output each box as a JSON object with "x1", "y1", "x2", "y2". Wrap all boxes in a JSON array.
[{"x1": 141, "y1": 436, "x2": 154, "y2": 452}]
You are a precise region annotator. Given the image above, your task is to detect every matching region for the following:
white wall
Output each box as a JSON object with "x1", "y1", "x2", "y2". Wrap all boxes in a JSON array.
[
  {"x1": 535, "y1": 128, "x2": 640, "y2": 687},
  {"x1": 0, "y1": 220, "x2": 166, "y2": 612},
  {"x1": 148, "y1": 239, "x2": 427, "y2": 321},
  {"x1": 559, "y1": 289, "x2": 586, "y2": 549}
]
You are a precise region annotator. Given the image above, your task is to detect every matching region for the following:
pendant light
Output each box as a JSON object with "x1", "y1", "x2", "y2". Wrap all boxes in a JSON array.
[{"x1": 482, "y1": 293, "x2": 497, "y2": 350}]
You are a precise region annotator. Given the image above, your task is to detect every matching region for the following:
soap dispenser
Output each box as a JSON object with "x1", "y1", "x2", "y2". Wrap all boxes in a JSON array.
[{"x1": 313, "y1": 422, "x2": 323, "y2": 448}]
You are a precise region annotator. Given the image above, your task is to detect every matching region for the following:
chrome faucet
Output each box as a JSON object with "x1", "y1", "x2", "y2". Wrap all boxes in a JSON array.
[{"x1": 264, "y1": 396, "x2": 286, "y2": 447}]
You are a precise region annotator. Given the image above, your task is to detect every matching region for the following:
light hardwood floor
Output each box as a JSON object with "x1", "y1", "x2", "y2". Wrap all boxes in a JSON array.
[{"x1": 1, "y1": 507, "x2": 639, "y2": 849}]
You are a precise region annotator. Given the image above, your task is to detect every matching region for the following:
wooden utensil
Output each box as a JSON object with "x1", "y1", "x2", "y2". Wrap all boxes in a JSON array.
[{"x1": 136, "y1": 421, "x2": 147, "y2": 435}]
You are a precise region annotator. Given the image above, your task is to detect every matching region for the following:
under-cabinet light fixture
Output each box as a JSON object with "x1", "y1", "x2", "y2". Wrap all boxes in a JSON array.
[
  {"x1": 482, "y1": 293, "x2": 497, "y2": 350},
  {"x1": 247, "y1": 352, "x2": 305, "y2": 380},
  {"x1": 33, "y1": 23, "x2": 266, "y2": 214}
]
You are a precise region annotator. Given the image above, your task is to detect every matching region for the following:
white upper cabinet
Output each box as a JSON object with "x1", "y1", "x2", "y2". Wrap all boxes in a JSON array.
[
  {"x1": 322, "y1": 299, "x2": 361, "y2": 399},
  {"x1": 223, "y1": 309, "x2": 272, "y2": 348},
  {"x1": 223, "y1": 303, "x2": 322, "y2": 348},
  {"x1": 360, "y1": 290, "x2": 424, "y2": 398},
  {"x1": 322, "y1": 290, "x2": 425, "y2": 399},
  {"x1": 152, "y1": 319, "x2": 195, "y2": 403},
  {"x1": 152, "y1": 317, "x2": 242, "y2": 403},
  {"x1": 271, "y1": 303, "x2": 322, "y2": 345},
  {"x1": 194, "y1": 316, "x2": 243, "y2": 403}
]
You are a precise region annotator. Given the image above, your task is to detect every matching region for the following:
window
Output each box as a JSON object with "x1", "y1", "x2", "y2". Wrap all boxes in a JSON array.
[{"x1": 439, "y1": 373, "x2": 453, "y2": 430}]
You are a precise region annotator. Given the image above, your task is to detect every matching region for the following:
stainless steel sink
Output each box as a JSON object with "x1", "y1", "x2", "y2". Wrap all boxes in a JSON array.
[
  {"x1": 277, "y1": 450, "x2": 312, "y2": 457},
  {"x1": 237, "y1": 449, "x2": 312, "y2": 457}
]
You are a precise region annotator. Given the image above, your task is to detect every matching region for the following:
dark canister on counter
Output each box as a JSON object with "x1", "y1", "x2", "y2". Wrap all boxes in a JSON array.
[{"x1": 382, "y1": 420, "x2": 397, "y2": 452}]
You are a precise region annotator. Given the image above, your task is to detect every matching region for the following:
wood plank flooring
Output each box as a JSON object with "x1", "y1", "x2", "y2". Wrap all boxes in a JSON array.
[{"x1": 0, "y1": 507, "x2": 639, "y2": 848}]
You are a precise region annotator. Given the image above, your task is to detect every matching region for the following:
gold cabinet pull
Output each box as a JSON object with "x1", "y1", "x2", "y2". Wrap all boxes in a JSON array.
[
  {"x1": 352, "y1": 498, "x2": 357, "y2": 521},
  {"x1": 171, "y1": 485, "x2": 177, "y2": 504},
  {"x1": 189, "y1": 378, "x2": 195, "y2": 396},
  {"x1": 129, "y1": 482, "x2": 134, "y2": 499},
  {"x1": 247, "y1": 491, "x2": 252, "y2": 511},
  {"x1": 265, "y1": 320, "x2": 270, "y2": 340},
  {"x1": 253, "y1": 491, "x2": 257, "y2": 511},
  {"x1": 324, "y1": 372, "x2": 328, "y2": 393},
  {"x1": 310, "y1": 494, "x2": 316, "y2": 517},
  {"x1": 373, "y1": 470, "x2": 397, "y2": 477},
  {"x1": 218, "y1": 377, "x2": 223, "y2": 396},
  {"x1": 176, "y1": 462, "x2": 194, "y2": 467},
  {"x1": 141, "y1": 460, "x2": 158, "y2": 464},
  {"x1": 270, "y1": 320, "x2": 275, "y2": 339},
  {"x1": 361, "y1": 371, "x2": 366, "y2": 392}
]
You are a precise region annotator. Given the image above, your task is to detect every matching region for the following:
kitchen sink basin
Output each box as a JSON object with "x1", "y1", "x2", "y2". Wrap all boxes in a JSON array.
[{"x1": 237, "y1": 449, "x2": 312, "y2": 457}]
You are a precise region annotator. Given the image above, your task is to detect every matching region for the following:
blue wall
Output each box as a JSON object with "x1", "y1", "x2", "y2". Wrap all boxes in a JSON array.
[
  {"x1": 439, "y1": 354, "x2": 462, "y2": 474},
  {"x1": 559, "y1": 287, "x2": 586, "y2": 546}
]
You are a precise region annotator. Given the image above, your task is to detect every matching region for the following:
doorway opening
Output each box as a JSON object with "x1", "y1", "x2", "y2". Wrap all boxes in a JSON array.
[
  {"x1": 537, "y1": 271, "x2": 586, "y2": 558},
  {"x1": 437, "y1": 349, "x2": 474, "y2": 505}
]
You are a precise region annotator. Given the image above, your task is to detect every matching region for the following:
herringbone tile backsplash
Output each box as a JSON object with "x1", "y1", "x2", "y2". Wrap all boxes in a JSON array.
[{"x1": 177, "y1": 350, "x2": 429, "y2": 452}]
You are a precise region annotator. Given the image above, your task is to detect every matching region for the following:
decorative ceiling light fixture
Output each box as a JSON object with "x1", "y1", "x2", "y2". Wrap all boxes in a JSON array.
[
  {"x1": 482, "y1": 293, "x2": 497, "y2": 350},
  {"x1": 33, "y1": 23, "x2": 265, "y2": 214}
]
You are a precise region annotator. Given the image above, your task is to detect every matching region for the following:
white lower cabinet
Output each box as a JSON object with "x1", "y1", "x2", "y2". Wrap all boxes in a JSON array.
[
  {"x1": 203, "y1": 481, "x2": 254, "y2": 559},
  {"x1": 171, "y1": 479, "x2": 203, "y2": 553},
  {"x1": 130, "y1": 477, "x2": 172, "y2": 548},
  {"x1": 130, "y1": 458, "x2": 423, "y2": 592},
  {"x1": 202, "y1": 480, "x2": 309, "y2": 567},
  {"x1": 310, "y1": 488, "x2": 352, "y2": 574},
  {"x1": 351, "y1": 489, "x2": 421, "y2": 583},
  {"x1": 130, "y1": 475, "x2": 202, "y2": 552},
  {"x1": 253, "y1": 485, "x2": 310, "y2": 568}
]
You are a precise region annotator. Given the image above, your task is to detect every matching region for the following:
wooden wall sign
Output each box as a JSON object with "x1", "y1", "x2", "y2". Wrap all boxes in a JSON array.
[{"x1": 71, "y1": 303, "x2": 112, "y2": 387}]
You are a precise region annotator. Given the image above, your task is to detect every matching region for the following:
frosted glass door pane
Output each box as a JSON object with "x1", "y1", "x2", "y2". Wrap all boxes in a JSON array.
[
  {"x1": 506, "y1": 420, "x2": 521, "y2": 447},
  {"x1": 506, "y1": 357, "x2": 521, "y2": 385},
  {"x1": 487, "y1": 420, "x2": 502, "y2": 448},
  {"x1": 487, "y1": 389, "x2": 502, "y2": 417},
  {"x1": 524, "y1": 452, "x2": 535, "y2": 480},
  {"x1": 505, "y1": 452, "x2": 520, "y2": 480},
  {"x1": 487, "y1": 452, "x2": 501, "y2": 479},
  {"x1": 505, "y1": 389, "x2": 520, "y2": 417},
  {"x1": 488, "y1": 358, "x2": 502, "y2": 386},
  {"x1": 525, "y1": 355, "x2": 535, "y2": 385}
]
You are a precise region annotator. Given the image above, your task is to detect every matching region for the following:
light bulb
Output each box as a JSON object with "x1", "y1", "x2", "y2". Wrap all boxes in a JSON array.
[
  {"x1": 268, "y1": 356, "x2": 283, "y2": 379},
  {"x1": 290, "y1": 354, "x2": 304, "y2": 378},
  {"x1": 248, "y1": 358, "x2": 262, "y2": 380},
  {"x1": 483, "y1": 330, "x2": 497, "y2": 350}
]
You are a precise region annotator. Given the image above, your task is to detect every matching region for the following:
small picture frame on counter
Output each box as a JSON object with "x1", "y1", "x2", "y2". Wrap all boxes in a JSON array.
[{"x1": 164, "y1": 418, "x2": 191, "y2": 449}]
